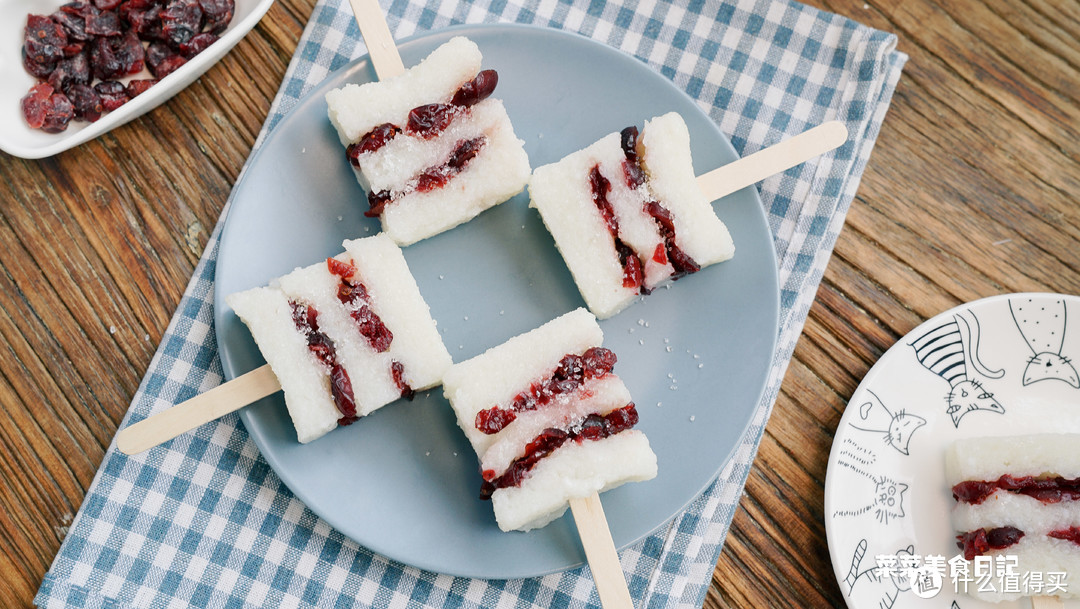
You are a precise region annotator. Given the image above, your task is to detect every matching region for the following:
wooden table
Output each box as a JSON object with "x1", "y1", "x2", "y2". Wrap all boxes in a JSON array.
[{"x1": 1, "y1": 0, "x2": 1077, "y2": 607}]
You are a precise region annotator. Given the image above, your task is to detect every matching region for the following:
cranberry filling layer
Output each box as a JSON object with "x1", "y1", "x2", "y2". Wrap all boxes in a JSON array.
[
  {"x1": 474, "y1": 347, "x2": 617, "y2": 435},
  {"x1": 364, "y1": 136, "x2": 487, "y2": 217},
  {"x1": 346, "y1": 69, "x2": 498, "y2": 164},
  {"x1": 290, "y1": 302, "x2": 358, "y2": 426},
  {"x1": 618, "y1": 125, "x2": 701, "y2": 278},
  {"x1": 588, "y1": 165, "x2": 644, "y2": 290},
  {"x1": 479, "y1": 403, "x2": 639, "y2": 499},
  {"x1": 956, "y1": 526, "x2": 1024, "y2": 560},
  {"x1": 327, "y1": 257, "x2": 393, "y2": 352},
  {"x1": 325, "y1": 258, "x2": 414, "y2": 401},
  {"x1": 952, "y1": 474, "x2": 1080, "y2": 505},
  {"x1": 1049, "y1": 526, "x2": 1080, "y2": 546}
]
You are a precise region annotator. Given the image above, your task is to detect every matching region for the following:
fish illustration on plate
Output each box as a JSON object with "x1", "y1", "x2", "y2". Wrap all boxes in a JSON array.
[
  {"x1": 909, "y1": 308, "x2": 1005, "y2": 427},
  {"x1": 1009, "y1": 297, "x2": 1079, "y2": 388}
]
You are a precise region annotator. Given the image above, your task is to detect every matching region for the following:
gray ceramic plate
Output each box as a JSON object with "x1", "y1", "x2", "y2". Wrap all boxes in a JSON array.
[{"x1": 215, "y1": 23, "x2": 779, "y2": 579}]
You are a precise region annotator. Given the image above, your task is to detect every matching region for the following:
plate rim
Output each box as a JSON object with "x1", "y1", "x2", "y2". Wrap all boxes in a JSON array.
[{"x1": 214, "y1": 21, "x2": 780, "y2": 578}]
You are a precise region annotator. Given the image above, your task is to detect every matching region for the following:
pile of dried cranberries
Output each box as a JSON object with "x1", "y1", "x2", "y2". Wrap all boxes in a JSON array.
[{"x1": 21, "y1": 0, "x2": 235, "y2": 133}]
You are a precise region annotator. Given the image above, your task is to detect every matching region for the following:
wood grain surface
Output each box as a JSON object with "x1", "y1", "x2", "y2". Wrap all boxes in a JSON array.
[{"x1": 0, "y1": 0, "x2": 1077, "y2": 608}]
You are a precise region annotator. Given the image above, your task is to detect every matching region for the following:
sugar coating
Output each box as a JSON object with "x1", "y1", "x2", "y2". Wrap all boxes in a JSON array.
[
  {"x1": 529, "y1": 112, "x2": 734, "y2": 319},
  {"x1": 226, "y1": 287, "x2": 340, "y2": 444},
  {"x1": 325, "y1": 37, "x2": 482, "y2": 146},
  {"x1": 442, "y1": 308, "x2": 657, "y2": 532},
  {"x1": 491, "y1": 430, "x2": 657, "y2": 532},
  {"x1": 226, "y1": 234, "x2": 451, "y2": 444},
  {"x1": 945, "y1": 433, "x2": 1080, "y2": 485},
  {"x1": 325, "y1": 36, "x2": 531, "y2": 246},
  {"x1": 442, "y1": 308, "x2": 603, "y2": 455}
]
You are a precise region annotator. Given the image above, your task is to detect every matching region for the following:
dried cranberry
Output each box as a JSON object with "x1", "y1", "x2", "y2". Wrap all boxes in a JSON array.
[
  {"x1": 40, "y1": 92, "x2": 76, "y2": 133},
  {"x1": 366, "y1": 190, "x2": 392, "y2": 217},
  {"x1": 644, "y1": 200, "x2": 699, "y2": 277},
  {"x1": 350, "y1": 306, "x2": 393, "y2": 353},
  {"x1": 179, "y1": 32, "x2": 217, "y2": 58},
  {"x1": 160, "y1": 0, "x2": 203, "y2": 46},
  {"x1": 576, "y1": 414, "x2": 607, "y2": 440},
  {"x1": 52, "y1": 6, "x2": 90, "y2": 41},
  {"x1": 1049, "y1": 527, "x2": 1080, "y2": 546},
  {"x1": 93, "y1": 0, "x2": 123, "y2": 10},
  {"x1": 22, "y1": 49, "x2": 57, "y2": 79},
  {"x1": 475, "y1": 407, "x2": 516, "y2": 435},
  {"x1": 114, "y1": 29, "x2": 146, "y2": 75},
  {"x1": 46, "y1": 51, "x2": 88, "y2": 94},
  {"x1": 86, "y1": 9, "x2": 123, "y2": 36},
  {"x1": 406, "y1": 103, "x2": 455, "y2": 138},
  {"x1": 66, "y1": 83, "x2": 104, "y2": 121},
  {"x1": 330, "y1": 364, "x2": 358, "y2": 426},
  {"x1": 93, "y1": 81, "x2": 127, "y2": 110},
  {"x1": 588, "y1": 165, "x2": 619, "y2": 234},
  {"x1": 603, "y1": 404, "x2": 638, "y2": 433},
  {"x1": 21, "y1": 83, "x2": 54, "y2": 129},
  {"x1": 151, "y1": 54, "x2": 187, "y2": 78},
  {"x1": 581, "y1": 347, "x2": 616, "y2": 378},
  {"x1": 24, "y1": 15, "x2": 68, "y2": 68},
  {"x1": 448, "y1": 137, "x2": 483, "y2": 170},
  {"x1": 124, "y1": 79, "x2": 156, "y2": 100},
  {"x1": 450, "y1": 70, "x2": 498, "y2": 107},
  {"x1": 620, "y1": 126, "x2": 646, "y2": 189},
  {"x1": 391, "y1": 361, "x2": 414, "y2": 400},
  {"x1": 199, "y1": 0, "x2": 233, "y2": 34},
  {"x1": 88, "y1": 37, "x2": 122, "y2": 80},
  {"x1": 326, "y1": 257, "x2": 356, "y2": 280},
  {"x1": 352, "y1": 123, "x2": 400, "y2": 159},
  {"x1": 124, "y1": 4, "x2": 163, "y2": 39}
]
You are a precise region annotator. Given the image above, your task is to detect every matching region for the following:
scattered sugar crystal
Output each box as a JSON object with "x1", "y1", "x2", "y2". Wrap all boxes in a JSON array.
[
  {"x1": 665, "y1": 346, "x2": 672, "y2": 352},
  {"x1": 109, "y1": 325, "x2": 117, "y2": 334},
  {"x1": 426, "y1": 451, "x2": 431, "y2": 456},
  {"x1": 499, "y1": 310, "x2": 505, "y2": 315},
  {"x1": 144, "y1": 334, "x2": 150, "y2": 341},
  {"x1": 663, "y1": 338, "x2": 669, "y2": 344},
  {"x1": 637, "y1": 319, "x2": 645, "y2": 326},
  {"x1": 693, "y1": 354, "x2": 700, "y2": 359},
  {"x1": 628, "y1": 328, "x2": 635, "y2": 334},
  {"x1": 638, "y1": 339, "x2": 644, "y2": 345},
  {"x1": 656, "y1": 402, "x2": 662, "y2": 407},
  {"x1": 337, "y1": 215, "x2": 343, "y2": 221},
  {"x1": 464, "y1": 316, "x2": 469, "y2": 321},
  {"x1": 439, "y1": 275, "x2": 445, "y2": 280},
  {"x1": 689, "y1": 415, "x2": 696, "y2": 422},
  {"x1": 698, "y1": 363, "x2": 704, "y2": 369},
  {"x1": 667, "y1": 373, "x2": 674, "y2": 379}
]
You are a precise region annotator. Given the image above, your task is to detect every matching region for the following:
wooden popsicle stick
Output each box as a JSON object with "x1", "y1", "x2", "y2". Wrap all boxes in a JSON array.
[
  {"x1": 347, "y1": 0, "x2": 406, "y2": 80},
  {"x1": 1031, "y1": 596, "x2": 1064, "y2": 609},
  {"x1": 115, "y1": 364, "x2": 280, "y2": 455},
  {"x1": 569, "y1": 493, "x2": 635, "y2": 609},
  {"x1": 696, "y1": 120, "x2": 848, "y2": 202}
]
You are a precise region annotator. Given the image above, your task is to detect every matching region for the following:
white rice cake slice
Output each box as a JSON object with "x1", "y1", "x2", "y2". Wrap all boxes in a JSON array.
[
  {"x1": 529, "y1": 112, "x2": 733, "y2": 319},
  {"x1": 945, "y1": 433, "x2": 1080, "y2": 485},
  {"x1": 226, "y1": 234, "x2": 451, "y2": 444},
  {"x1": 442, "y1": 307, "x2": 657, "y2": 532},
  {"x1": 959, "y1": 537, "x2": 1080, "y2": 602},
  {"x1": 326, "y1": 36, "x2": 530, "y2": 246},
  {"x1": 952, "y1": 491, "x2": 1080, "y2": 533},
  {"x1": 226, "y1": 286, "x2": 340, "y2": 444}
]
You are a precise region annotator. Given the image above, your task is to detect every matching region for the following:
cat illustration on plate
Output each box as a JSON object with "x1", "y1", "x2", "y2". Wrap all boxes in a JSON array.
[
  {"x1": 1009, "y1": 297, "x2": 1079, "y2": 388},
  {"x1": 909, "y1": 308, "x2": 1005, "y2": 427},
  {"x1": 848, "y1": 389, "x2": 926, "y2": 456},
  {"x1": 842, "y1": 538, "x2": 914, "y2": 609},
  {"x1": 831, "y1": 438, "x2": 908, "y2": 525}
]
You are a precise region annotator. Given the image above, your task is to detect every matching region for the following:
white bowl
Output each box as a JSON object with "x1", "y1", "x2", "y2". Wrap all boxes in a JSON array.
[{"x1": 0, "y1": 0, "x2": 275, "y2": 159}]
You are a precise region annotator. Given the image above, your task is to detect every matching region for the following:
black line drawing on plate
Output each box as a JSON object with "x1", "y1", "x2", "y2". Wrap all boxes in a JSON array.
[
  {"x1": 1010, "y1": 297, "x2": 1079, "y2": 388},
  {"x1": 832, "y1": 438, "x2": 908, "y2": 524},
  {"x1": 842, "y1": 538, "x2": 914, "y2": 609},
  {"x1": 848, "y1": 389, "x2": 927, "y2": 456},
  {"x1": 909, "y1": 309, "x2": 1005, "y2": 427}
]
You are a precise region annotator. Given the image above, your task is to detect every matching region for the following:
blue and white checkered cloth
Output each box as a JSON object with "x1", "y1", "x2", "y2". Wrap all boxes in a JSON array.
[{"x1": 35, "y1": 1, "x2": 905, "y2": 607}]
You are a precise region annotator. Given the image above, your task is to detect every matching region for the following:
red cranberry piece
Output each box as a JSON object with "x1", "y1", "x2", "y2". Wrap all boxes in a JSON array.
[
  {"x1": 644, "y1": 200, "x2": 700, "y2": 276},
  {"x1": 52, "y1": 6, "x2": 90, "y2": 41},
  {"x1": 24, "y1": 15, "x2": 68, "y2": 67},
  {"x1": 86, "y1": 9, "x2": 122, "y2": 36},
  {"x1": 179, "y1": 32, "x2": 217, "y2": 58},
  {"x1": 40, "y1": 92, "x2": 75, "y2": 133},
  {"x1": 160, "y1": 0, "x2": 203, "y2": 46},
  {"x1": 951, "y1": 480, "x2": 996, "y2": 504},
  {"x1": 330, "y1": 364, "x2": 358, "y2": 425},
  {"x1": 588, "y1": 165, "x2": 619, "y2": 234},
  {"x1": 576, "y1": 414, "x2": 607, "y2": 440},
  {"x1": 95, "y1": 80, "x2": 130, "y2": 110},
  {"x1": 152, "y1": 54, "x2": 187, "y2": 78},
  {"x1": 448, "y1": 137, "x2": 484, "y2": 170},
  {"x1": 124, "y1": 4, "x2": 164, "y2": 39},
  {"x1": 365, "y1": 190, "x2": 392, "y2": 217},
  {"x1": 352, "y1": 123, "x2": 400, "y2": 159},
  {"x1": 475, "y1": 407, "x2": 516, "y2": 435},
  {"x1": 93, "y1": 0, "x2": 123, "y2": 10},
  {"x1": 581, "y1": 347, "x2": 616, "y2": 378},
  {"x1": 350, "y1": 306, "x2": 393, "y2": 353},
  {"x1": 603, "y1": 404, "x2": 638, "y2": 433},
  {"x1": 22, "y1": 49, "x2": 57, "y2": 79},
  {"x1": 124, "y1": 79, "x2": 156, "y2": 100},
  {"x1": 986, "y1": 526, "x2": 1024, "y2": 549},
  {"x1": 67, "y1": 83, "x2": 104, "y2": 122},
  {"x1": 615, "y1": 239, "x2": 644, "y2": 289},
  {"x1": 21, "y1": 83, "x2": 54, "y2": 129},
  {"x1": 88, "y1": 37, "x2": 122, "y2": 80},
  {"x1": 391, "y1": 361, "x2": 414, "y2": 400},
  {"x1": 1048, "y1": 527, "x2": 1080, "y2": 546},
  {"x1": 406, "y1": 103, "x2": 455, "y2": 138},
  {"x1": 115, "y1": 30, "x2": 146, "y2": 75},
  {"x1": 450, "y1": 69, "x2": 498, "y2": 107},
  {"x1": 415, "y1": 168, "x2": 449, "y2": 193},
  {"x1": 326, "y1": 257, "x2": 356, "y2": 279},
  {"x1": 198, "y1": 0, "x2": 234, "y2": 34}
]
